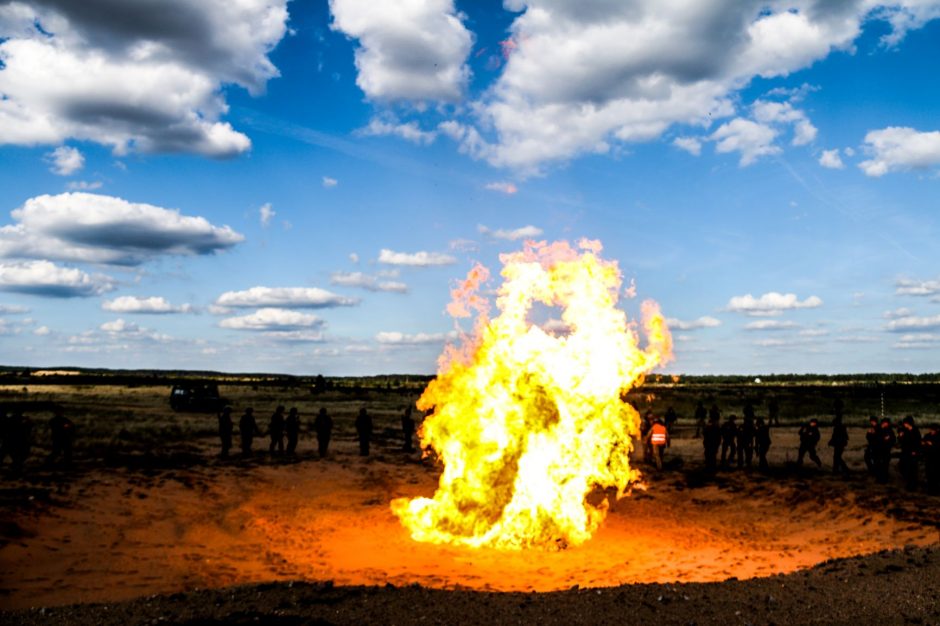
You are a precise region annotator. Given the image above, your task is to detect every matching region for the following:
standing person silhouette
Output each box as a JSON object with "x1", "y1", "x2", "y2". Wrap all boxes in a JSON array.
[
  {"x1": 268, "y1": 405, "x2": 286, "y2": 456},
  {"x1": 217, "y1": 405, "x2": 233, "y2": 458},
  {"x1": 720, "y1": 414, "x2": 737, "y2": 468},
  {"x1": 239, "y1": 408, "x2": 261, "y2": 457},
  {"x1": 47, "y1": 409, "x2": 75, "y2": 467},
  {"x1": 768, "y1": 398, "x2": 780, "y2": 427},
  {"x1": 694, "y1": 401, "x2": 707, "y2": 438},
  {"x1": 828, "y1": 414, "x2": 849, "y2": 476},
  {"x1": 737, "y1": 414, "x2": 755, "y2": 469},
  {"x1": 401, "y1": 406, "x2": 416, "y2": 452},
  {"x1": 285, "y1": 407, "x2": 301, "y2": 456},
  {"x1": 355, "y1": 407, "x2": 373, "y2": 456},
  {"x1": 313, "y1": 408, "x2": 333, "y2": 458},
  {"x1": 797, "y1": 418, "x2": 822, "y2": 468},
  {"x1": 755, "y1": 417, "x2": 771, "y2": 471},
  {"x1": 703, "y1": 413, "x2": 721, "y2": 469}
]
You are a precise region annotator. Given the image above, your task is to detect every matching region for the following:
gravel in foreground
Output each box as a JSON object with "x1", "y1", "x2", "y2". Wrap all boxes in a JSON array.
[{"x1": 4, "y1": 545, "x2": 938, "y2": 626}]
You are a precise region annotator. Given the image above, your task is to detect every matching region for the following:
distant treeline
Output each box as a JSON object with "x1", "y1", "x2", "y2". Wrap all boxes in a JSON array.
[
  {"x1": 0, "y1": 367, "x2": 435, "y2": 391},
  {"x1": 2, "y1": 366, "x2": 940, "y2": 389},
  {"x1": 646, "y1": 373, "x2": 940, "y2": 385}
]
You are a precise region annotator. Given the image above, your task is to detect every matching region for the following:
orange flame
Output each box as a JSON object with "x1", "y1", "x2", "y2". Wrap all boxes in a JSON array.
[{"x1": 392, "y1": 240, "x2": 672, "y2": 549}]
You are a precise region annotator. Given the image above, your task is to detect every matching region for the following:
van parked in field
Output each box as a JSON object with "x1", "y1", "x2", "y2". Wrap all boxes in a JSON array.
[{"x1": 169, "y1": 383, "x2": 226, "y2": 412}]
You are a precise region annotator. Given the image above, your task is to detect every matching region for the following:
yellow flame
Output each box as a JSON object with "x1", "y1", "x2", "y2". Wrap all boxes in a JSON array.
[{"x1": 391, "y1": 240, "x2": 672, "y2": 550}]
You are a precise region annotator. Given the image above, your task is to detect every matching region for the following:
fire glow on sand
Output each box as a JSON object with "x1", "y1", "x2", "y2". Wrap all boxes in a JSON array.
[{"x1": 392, "y1": 239, "x2": 673, "y2": 549}]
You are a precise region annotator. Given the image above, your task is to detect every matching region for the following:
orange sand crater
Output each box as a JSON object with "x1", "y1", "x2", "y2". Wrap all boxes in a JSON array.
[
  {"x1": 210, "y1": 462, "x2": 936, "y2": 592},
  {"x1": 3, "y1": 458, "x2": 937, "y2": 609}
]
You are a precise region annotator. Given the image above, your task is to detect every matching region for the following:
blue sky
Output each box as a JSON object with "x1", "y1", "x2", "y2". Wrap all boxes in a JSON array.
[{"x1": 0, "y1": 0, "x2": 939, "y2": 375}]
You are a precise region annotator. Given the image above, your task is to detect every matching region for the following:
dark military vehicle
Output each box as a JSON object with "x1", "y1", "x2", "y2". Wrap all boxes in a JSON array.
[{"x1": 169, "y1": 382, "x2": 226, "y2": 412}]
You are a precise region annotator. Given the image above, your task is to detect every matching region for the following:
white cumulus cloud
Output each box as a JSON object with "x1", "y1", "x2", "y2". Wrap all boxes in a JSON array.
[
  {"x1": 0, "y1": 259, "x2": 114, "y2": 297},
  {"x1": 46, "y1": 146, "x2": 84, "y2": 175},
  {"x1": 819, "y1": 148, "x2": 845, "y2": 169},
  {"x1": 424, "y1": 2, "x2": 938, "y2": 172},
  {"x1": 214, "y1": 286, "x2": 358, "y2": 309},
  {"x1": 885, "y1": 314, "x2": 940, "y2": 332},
  {"x1": 219, "y1": 308, "x2": 325, "y2": 331},
  {"x1": 893, "y1": 332, "x2": 940, "y2": 349},
  {"x1": 0, "y1": 192, "x2": 244, "y2": 266},
  {"x1": 330, "y1": 271, "x2": 408, "y2": 293},
  {"x1": 329, "y1": 0, "x2": 473, "y2": 102},
  {"x1": 259, "y1": 202, "x2": 275, "y2": 228},
  {"x1": 666, "y1": 316, "x2": 721, "y2": 331},
  {"x1": 375, "y1": 330, "x2": 455, "y2": 345},
  {"x1": 66, "y1": 180, "x2": 103, "y2": 191},
  {"x1": 727, "y1": 291, "x2": 823, "y2": 316},
  {"x1": 673, "y1": 137, "x2": 702, "y2": 156},
  {"x1": 0, "y1": 1, "x2": 289, "y2": 157},
  {"x1": 896, "y1": 276, "x2": 940, "y2": 298},
  {"x1": 477, "y1": 224, "x2": 543, "y2": 242},
  {"x1": 745, "y1": 319, "x2": 799, "y2": 330},
  {"x1": 378, "y1": 249, "x2": 457, "y2": 267},
  {"x1": 710, "y1": 118, "x2": 781, "y2": 166},
  {"x1": 102, "y1": 295, "x2": 192, "y2": 314},
  {"x1": 859, "y1": 127, "x2": 940, "y2": 176},
  {"x1": 359, "y1": 118, "x2": 437, "y2": 145}
]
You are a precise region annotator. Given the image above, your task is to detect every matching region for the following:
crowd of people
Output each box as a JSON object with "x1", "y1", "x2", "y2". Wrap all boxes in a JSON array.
[
  {"x1": 0, "y1": 408, "x2": 74, "y2": 472},
  {"x1": 639, "y1": 401, "x2": 939, "y2": 494},
  {"x1": 215, "y1": 404, "x2": 417, "y2": 460},
  {"x1": 2, "y1": 399, "x2": 938, "y2": 496}
]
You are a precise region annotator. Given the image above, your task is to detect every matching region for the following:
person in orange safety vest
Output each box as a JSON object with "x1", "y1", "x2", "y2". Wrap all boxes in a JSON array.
[{"x1": 648, "y1": 417, "x2": 669, "y2": 470}]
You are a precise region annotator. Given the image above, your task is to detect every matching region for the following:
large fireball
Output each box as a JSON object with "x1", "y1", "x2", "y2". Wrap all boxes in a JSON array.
[{"x1": 392, "y1": 239, "x2": 672, "y2": 550}]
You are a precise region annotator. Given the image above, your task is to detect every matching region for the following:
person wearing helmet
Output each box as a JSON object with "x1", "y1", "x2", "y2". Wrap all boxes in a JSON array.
[
  {"x1": 875, "y1": 418, "x2": 896, "y2": 483},
  {"x1": 922, "y1": 423, "x2": 939, "y2": 495},
  {"x1": 797, "y1": 418, "x2": 822, "y2": 468},
  {"x1": 703, "y1": 412, "x2": 721, "y2": 469},
  {"x1": 755, "y1": 416, "x2": 771, "y2": 471},
  {"x1": 268, "y1": 405, "x2": 286, "y2": 456},
  {"x1": 720, "y1": 414, "x2": 737, "y2": 469},
  {"x1": 217, "y1": 405, "x2": 233, "y2": 459},
  {"x1": 864, "y1": 416, "x2": 879, "y2": 475},
  {"x1": 897, "y1": 416, "x2": 921, "y2": 491},
  {"x1": 828, "y1": 414, "x2": 849, "y2": 476}
]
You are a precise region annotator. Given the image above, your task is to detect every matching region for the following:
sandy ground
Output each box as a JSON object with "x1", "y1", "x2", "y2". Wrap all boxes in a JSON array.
[{"x1": 1, "y1": 424, "x2": 938, "y2": 624}]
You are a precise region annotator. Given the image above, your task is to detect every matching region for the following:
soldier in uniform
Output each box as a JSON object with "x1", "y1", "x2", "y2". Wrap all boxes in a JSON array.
[
  {"x1": 239, "y1": 407, "x2": 261, "y2": 457},
  {"x1": 720, "y1": 414, "x2": 737, "y2": 468},
  {"x1": 268, "y1": 405, "x2": 286, "y2": 456},
  {"x1": 313, "y1": 408, "x2": 333, "y2": 458},
  {"x1": 797, "y1": 418, "x2": 822, "y2": 468},
  {"x1": 828, "y1": 414, "x2": 849, "y2": 476},
  {"x1": 703, "y1": 413, "x2": 721, "y2": 469},
  {"x1": 922, "y1": 423, "x2": 939, "y2": 495},
  {"x1": 737, "y1": 413, "x2": 755, "y2": 469},
  {"x1": 897, "y1": 416, "x2": 921, "y2": 491},
  {"x1": 664, "y1": 406, "x2": 678, "y2": 433},
  {"x1": 864, "y1": 416, "x2": 879, "y2": 475},
  {"x1": 694, "y1": 401, "x2": 707, "y2": 438},
  {"x1": 401, "y1": 406, "x2": 416, "y2": 452},
  {"x1": 875, "y1": 417, "x2": 896, "y2": 483},
  {"x1": 47, "y1": 409, "x2": 75, "y2": 467},
  {"x1": 285, "y1": 407, "x2": 301, "y2": 456},
  {"x1": 755, "y1": 416, "x2": 771, "y2": 471},
  {"x1": 768, "y1": 398, "x2": 780, "y2": 427},
  {"x1": 355, "y1": 407, "x2": 373, "y2": 456},
  {"x1": 217, "y1": 405, "x2": 233, "y2": 458}
]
